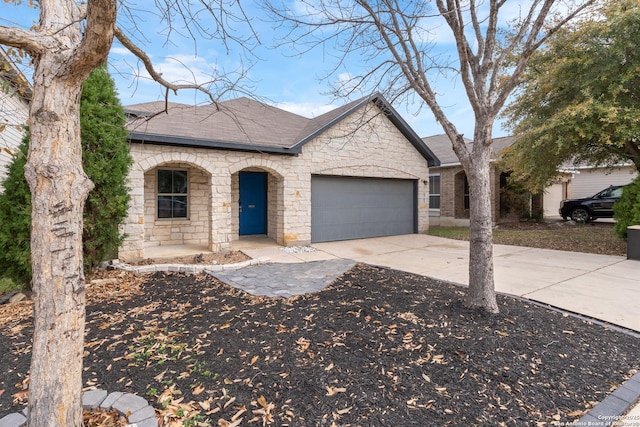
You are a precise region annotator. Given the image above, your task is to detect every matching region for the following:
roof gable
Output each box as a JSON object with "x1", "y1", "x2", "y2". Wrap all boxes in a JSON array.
[
  {"x1": 126, "y1": 93, "x2": 439, "y2": 165},
  {"x1": 422, "y1": 134, "x2": 514, "y2": 166}
]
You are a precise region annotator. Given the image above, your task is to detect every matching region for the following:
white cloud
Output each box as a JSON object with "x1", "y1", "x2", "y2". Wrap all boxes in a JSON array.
[
  {"x1": 110, "y1": 46, "x2": 133, "y2": 57},
  {"x1": 111, "y1": 52, "x2": 218, "y2": 86},
  {"x1": 151, "y1": 54, "x2": 218, "y2": 86},
  {"x1": 274, "y1": 101, "x2": 335, "y2": 118}
]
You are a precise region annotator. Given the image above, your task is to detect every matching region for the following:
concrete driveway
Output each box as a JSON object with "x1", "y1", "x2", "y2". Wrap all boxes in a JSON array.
[{"x1": 240, "y1": 234, "x2": 640, "y2": 332}]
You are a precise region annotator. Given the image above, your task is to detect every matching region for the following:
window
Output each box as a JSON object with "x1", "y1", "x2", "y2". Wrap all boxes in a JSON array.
[
  {"x1": 157, "y1": 169, "x2": 188, "y2": 219},
  {"x1": 429, "y1": 175, "x2": 441, "y2": 209},
  {"x1": 464, "y1": 177, "x2": 470, "y2": 210}
]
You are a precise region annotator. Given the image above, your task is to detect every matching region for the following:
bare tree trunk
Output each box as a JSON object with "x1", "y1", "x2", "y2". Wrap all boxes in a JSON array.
[
  {"x1": 24, "y1": 63, "x2": 94, "y2": 426},
  {"x1": 464, "y1": 128, "x2": 499, "y2": 313}
]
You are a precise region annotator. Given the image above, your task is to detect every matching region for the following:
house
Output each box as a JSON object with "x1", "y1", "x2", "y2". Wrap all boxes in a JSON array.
[
  {"x1": 118, "y1": 93, "x2": 439, "y2": 261},
  {"x1": 0, "y1": 47, "x2": 30, "y2": 190},
  {"x1": 423, "y1": 134, "x2": 638, "y2": 223},
  {"x1": 423, "y1": 134, "x2": 522, "y2": 226},
  {"x1": 562, "y1": 165, "x2": 637, "y2": 199}
]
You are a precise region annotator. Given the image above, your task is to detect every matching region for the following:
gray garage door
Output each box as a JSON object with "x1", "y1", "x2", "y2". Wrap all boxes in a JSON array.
[{"x1": 311, "y1": 175, "x2": 416, "y2": 243}]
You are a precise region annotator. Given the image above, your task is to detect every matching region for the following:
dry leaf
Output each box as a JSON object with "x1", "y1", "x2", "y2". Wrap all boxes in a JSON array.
[
  {"x1": 154, "y1": 370, "x2": 166, "y2": 382},
  {"x1": 431, "y1": 354, "x2": 445, "y2": 364},
  {"x1": 223, "y1": 396, "x2": 236, "y2": 409},
  {"x1": 296, "y1": 337, "x2": 311, "y2": 352},
  {"x1": 250, "y1": 355, "x2": 259, "y2": 365},
  {"x1": 257, "y1": 395, "x2": 268, "y2": 408},
  {"x1": 231, "y1": 407, "x2": 247, "y2": 421},
  {"x1": 12, "y1": 390, "x2": 28, "y2": 405},
  {"x1": 325, "y1": 386, "x2": 346, "y2": 396},
  {"x1": 336, "y1": 407, "x2": 352, "y2": 415},
  {"x1": 192, "y1": 385, "x2": 205, "y2": 395},
  {"x1": 325, "y1": 362, "x2": 334, "y2": 371},
  {"x1": 422, "y1": 374, "x2": 431, "y2": 383},
  {"x1": 218, "y1": 418, "x2": 242, "y2": 427}
]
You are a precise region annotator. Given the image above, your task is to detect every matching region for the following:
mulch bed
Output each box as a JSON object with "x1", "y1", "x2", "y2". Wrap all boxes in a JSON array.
[{"x1": 0, "y1": 265, "x2": 638, "y2": 426}]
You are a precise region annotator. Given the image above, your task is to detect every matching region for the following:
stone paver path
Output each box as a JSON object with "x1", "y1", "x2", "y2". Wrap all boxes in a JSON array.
[{"x1": 206, "y1": 258, "x2": 357, "y2": 297}]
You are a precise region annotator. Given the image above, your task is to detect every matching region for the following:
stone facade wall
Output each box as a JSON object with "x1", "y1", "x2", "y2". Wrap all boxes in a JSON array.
[
  {"x1": 430, "y1": 164, "x2": 502, "y2": 227},
  {"x1": 143, "y1": 164, "x2": 210, "y2": 247},
  {"x1": 118, "y1": 103, "x2": 431, "y2": 261},
  {"x1": 304, "y1": 106, "x2": 431, "y2": 234}
]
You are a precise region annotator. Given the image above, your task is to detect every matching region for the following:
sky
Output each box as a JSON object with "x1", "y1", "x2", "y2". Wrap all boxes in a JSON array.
[{"x1": 0, "y1": 0, "x2": 534, "y2": 139}]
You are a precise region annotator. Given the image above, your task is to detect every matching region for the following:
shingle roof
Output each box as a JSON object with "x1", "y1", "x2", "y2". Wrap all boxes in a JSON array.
[
  {"x1": 422, "y1": 134, "x2": 514, "y2": 166},
  {"x1": 125, "y1": 93, "x2": 439, "y2": 165},
  {"x1": 126, "y1": 97, "x2": 310, "y2": 150}
]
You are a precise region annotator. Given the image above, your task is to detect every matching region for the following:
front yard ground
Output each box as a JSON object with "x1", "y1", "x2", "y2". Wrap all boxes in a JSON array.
[
  {"x1": 1, "y1": 265, "x2": 637, "y2": 426},
  {"x1": 429, "y1": 220, "x2": 627, "y2": 256}
]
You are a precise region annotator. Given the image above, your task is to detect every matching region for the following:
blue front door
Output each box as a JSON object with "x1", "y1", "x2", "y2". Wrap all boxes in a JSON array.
[{"x1": 239, "y1": 172, "x2": 267, "y2": 235}]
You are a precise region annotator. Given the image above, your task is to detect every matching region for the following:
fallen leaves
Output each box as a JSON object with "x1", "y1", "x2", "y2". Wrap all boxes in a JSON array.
[
  {"x1": 11, "y1": 390, "x2": 27, "y2": 405},
  {"x1": 249, "y1": 395, "x2": 275, "y2": 426},
  {"x1": 1, "y1": 267, "x2": 638, "y2": 427},
  {"x1": 82, "y1": 407, "x2": 128, "y2": 427},
  {"x1": 295, "y1": 337, "x2": 310, "y2": 352}
]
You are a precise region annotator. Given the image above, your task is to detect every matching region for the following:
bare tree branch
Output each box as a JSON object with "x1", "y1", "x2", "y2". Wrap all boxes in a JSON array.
[
  {"x1": 0, "y1": 25, "x2": 47, "y2": 54},
  {"x1": 114, "y1": 26, "x2": 219, "y2": 105}
]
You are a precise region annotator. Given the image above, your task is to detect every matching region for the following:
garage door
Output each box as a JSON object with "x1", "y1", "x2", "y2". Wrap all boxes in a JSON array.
[{"x1": 311, "y1": 175, "x2": 416, "y2": 243}]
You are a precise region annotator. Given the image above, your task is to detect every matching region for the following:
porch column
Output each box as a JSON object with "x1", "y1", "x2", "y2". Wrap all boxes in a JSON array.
[
  {"x1": 417, "y1": 177, "x2": 430, "y2": 233},
  {"x1": 210, "y1": 173, "x2": 233, "y2": 251},
  {"x1": 118, "y1": 166, "x2": 145, "y2": 261},
  {"x1": 282, "y1": 175, "x2": 311, "y2": 246}
]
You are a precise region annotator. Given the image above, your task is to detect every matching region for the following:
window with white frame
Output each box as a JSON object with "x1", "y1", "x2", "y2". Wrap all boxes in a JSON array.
[
  {"x1": 429, "y1": 175, "x2": 441, "y2": 209},
  {"x1": 157, "y1": 169, "x2": 188, "y2": 219}
]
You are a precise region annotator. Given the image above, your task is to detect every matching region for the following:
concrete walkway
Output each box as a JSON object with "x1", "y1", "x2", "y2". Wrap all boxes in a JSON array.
[{"x1": 238, "y1": 234, "x2": 639, "y2": 333}]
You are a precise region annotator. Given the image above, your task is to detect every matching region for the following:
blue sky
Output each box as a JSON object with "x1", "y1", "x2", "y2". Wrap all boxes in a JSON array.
[{"x1": 1, "y1": 1, "x2": 518, "y2": 139}]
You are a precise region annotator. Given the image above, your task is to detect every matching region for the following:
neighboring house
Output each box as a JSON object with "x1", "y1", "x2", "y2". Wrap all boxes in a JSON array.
[
  {"x1": 424, "y1": 134, "x2": 638, "y2": 223},
  {"x1": 423, "y1": 134, "x2": 518, "y2": 226},
  {"x1": 118, "y1": 93, "x2": 439, "y2": 261},
  {"x1": 543, "y1": 164, "x2": 637, "y2": 219},
  {"x1": 0, "y1": 47, "x2": 30, "y2": 190},
  {"x1": 563, "y1": 165, "x2": 637, "y2": 199}
]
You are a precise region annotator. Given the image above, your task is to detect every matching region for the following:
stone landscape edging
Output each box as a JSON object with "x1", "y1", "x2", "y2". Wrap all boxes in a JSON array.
[
  {"x1": 106, "y1": 256, "x2": 271, "y2": 274},
  {"x1": 0, "y1": 389, "x2": 158, "y2": 427}
]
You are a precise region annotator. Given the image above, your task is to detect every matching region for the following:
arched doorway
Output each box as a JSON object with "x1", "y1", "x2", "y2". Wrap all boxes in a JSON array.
[{"x1": 231, "y1": 167, "x2": 284, "y2": 243}]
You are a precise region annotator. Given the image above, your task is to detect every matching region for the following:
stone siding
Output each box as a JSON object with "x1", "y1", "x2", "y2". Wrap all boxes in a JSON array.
[
  {"x1": 430, "y1": 164, "x2": 502, "y2": 227},
  {"x1": 143, "y1": 165, "x2": 210, "y2": 248}
]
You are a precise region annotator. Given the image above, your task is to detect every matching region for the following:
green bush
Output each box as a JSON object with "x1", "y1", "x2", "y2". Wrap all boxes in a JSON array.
[
  {"x1": 613, "y1": 176, "x2": 640, "y2": 239},
  {"x1": 0, "y1": 66, "x2": 132, "y2": 289},
  {"x1": 80, "y1": 66, "x2": 132, "y2": 272},
  {"x1": 0, "y1": 139, "x2": 32, "y2": 286}
]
